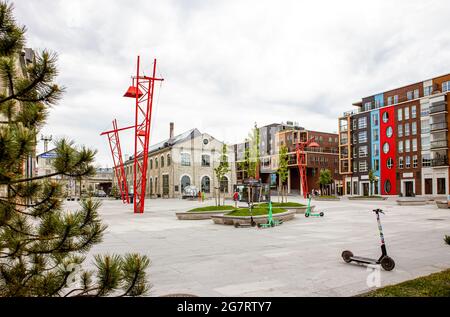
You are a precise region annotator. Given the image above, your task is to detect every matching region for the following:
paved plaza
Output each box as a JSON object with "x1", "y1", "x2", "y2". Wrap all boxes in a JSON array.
[{"x1": 66, "y1": 197, "x2": 450, "y2": 297}]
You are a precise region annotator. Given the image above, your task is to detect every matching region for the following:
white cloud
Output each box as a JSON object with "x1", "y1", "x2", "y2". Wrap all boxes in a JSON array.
[{"x1": 12, "y1": 0, "x2": 450, "y2": 166}]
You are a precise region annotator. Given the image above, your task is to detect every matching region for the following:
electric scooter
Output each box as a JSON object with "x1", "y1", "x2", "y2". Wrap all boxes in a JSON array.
[
  {"x1": 305, "y1": 194, "x2": 324, "y2": 217},
  {"x1": 341, "y1": 208, "x2": 395, "y2": 271},
  {"x1": 258, "y1": 199, "x2": 283, "y2": 228}
]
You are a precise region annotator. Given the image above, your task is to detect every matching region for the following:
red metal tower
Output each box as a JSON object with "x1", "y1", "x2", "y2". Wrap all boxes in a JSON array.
[
  {"x1": 123, "y1": 56, "x2": 164, "y2": 213},
  {"x1": 296, "y1": 135, "x2": 320, "y2": 198},
  {"x1": 101, "y1": 119, "x2": 130, "y2": 204}
]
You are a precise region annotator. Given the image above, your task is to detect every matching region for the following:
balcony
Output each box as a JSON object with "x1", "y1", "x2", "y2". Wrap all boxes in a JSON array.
[
  {"x1": 432, "y1": 157, "x2": 449, "y2": 167},
  {"x1": 431, "y1": 140, "x2": 448, "y2": 149},
  {"x1": 430, "y1": 103, "x2": 447, "y2": 115},
  {"x1": 430, "y1": 122, "x2": 448, "y2": 131}
]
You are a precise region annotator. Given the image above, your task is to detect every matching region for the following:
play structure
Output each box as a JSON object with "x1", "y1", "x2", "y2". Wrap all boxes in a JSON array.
[
  {"x1": 341, "y1": 209, "x2": 395, "y2": 271},
  {"x1": 101, "y1": 56, "x2": 163, "y2": 213},
  {"x1": 234, "y1": 179, "x2": 269, "y2": 228},
  {"x1": 305, "y1": 194, "x2": 324, "y2": 217},
  {"x1": 296, "y1": 136, "x2": 320, "y2": 199}
]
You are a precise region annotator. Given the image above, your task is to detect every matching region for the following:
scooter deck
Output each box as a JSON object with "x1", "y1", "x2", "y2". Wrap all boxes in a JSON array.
[{"x1": 350, "y1": 256, "x2": 378, "y2": 265}]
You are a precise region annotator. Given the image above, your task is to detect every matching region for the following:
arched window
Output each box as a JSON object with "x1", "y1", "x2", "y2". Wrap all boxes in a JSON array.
[
  {"x1": 384, "y1": 180, "x2": 391, "y2": 194},
  {"x1": 201, "y1": 176, "x2": 210, "y2": 193},
  {"x1": 150, "y1": 159, "x2": 153, "y2": 170},
  {"x1": 167, "y1": 154, "x2": 171, "y2": 166},
  {"x1": 155, "y1": 158, "x2": 159, "y2": 168},
  {"x1": 220, "y1": 176, "x2": 229, "y2": 193},
  {"x1": 161, "y1": 155, "x2": 165, "y2": 168},
  {"x1": 149, "y1": 178, "x2": 153, "y2": 195},
  {"x1": 181, "y1": 175, "x2": 191, "y2": 192}
]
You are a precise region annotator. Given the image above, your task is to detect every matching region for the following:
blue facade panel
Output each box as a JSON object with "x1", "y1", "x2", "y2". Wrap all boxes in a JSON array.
[
  {"x1": 374, "y1": 93, "x2": 384, "y2": 108},
  {"x1": 370, "y1": 109, "x2": 380, "y2": 194}
]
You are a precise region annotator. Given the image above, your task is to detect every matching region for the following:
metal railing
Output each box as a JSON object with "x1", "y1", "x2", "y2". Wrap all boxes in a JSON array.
[
  {"x1": 431, "y1": 157, "x2": 448, "y2": 167},
  {"x1": 431, "y1": 140, "x2": 448, "y2": 149},
  {"x1": 430, "y1": 122, "x2": 448, "y2": 131},
  {"x1": 430, "y1": 104, "x2": 447, "y2": 114}
]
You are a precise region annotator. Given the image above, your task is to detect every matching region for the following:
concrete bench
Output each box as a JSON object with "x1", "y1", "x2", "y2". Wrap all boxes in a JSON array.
[
  {"x1": 396, "y1": 199, "x2": 428, "y2": 206},
  {"x1": 211, "y1": 210, "x2": 296, "y2": 226}
]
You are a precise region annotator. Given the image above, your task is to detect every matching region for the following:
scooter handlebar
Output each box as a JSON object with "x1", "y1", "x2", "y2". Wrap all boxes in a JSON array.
[{"x1": 372, "y1": 209, "x2": 384, "y2": 214}]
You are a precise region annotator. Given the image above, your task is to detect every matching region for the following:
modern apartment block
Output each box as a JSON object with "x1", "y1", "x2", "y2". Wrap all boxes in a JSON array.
[
  {"x1": 339, "y1": 73, "x2": 450, "y2": 197},
  {"x1": 235, "y1": 122, "x2": 340, "y2": 195}
]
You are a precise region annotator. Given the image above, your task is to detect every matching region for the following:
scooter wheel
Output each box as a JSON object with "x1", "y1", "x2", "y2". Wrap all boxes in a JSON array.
[
  {"x1": 305, "y1": 213, "x2": 310, "y2": 218},
  {"x1": 234, "y1": 223, "x2": 240, "y2": 228},
  {"x1": 380, "y1": 256, "x2": 395, "y2": 271},
  {"x1": 342, "y1": 250, "x2": 353, "y2": 263},
  {"x1": 320, "y1": 212, "x2": 324, "y2": 217},
  {"x1": 251, "y1": 221, "x2": 257, "y2": 227}
]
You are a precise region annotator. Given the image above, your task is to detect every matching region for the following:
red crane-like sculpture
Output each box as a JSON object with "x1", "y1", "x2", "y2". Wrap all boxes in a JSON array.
[
  {"x1": 296, "y1": 135, "x2": 320, "y2": 198},
  {"x1": 101, "y1": 56, "x2": 163, "y2": 214}
]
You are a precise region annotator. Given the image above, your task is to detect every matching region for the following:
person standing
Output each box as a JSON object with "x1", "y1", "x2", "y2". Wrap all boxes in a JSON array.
[{"x1": 233, "y1": 190, "x2": 239, "y2": 208}]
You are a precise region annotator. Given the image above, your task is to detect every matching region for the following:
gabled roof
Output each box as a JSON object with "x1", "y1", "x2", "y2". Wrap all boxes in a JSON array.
[{"x1": 148, "y1": 128, "x2": 201, "y2": 154}]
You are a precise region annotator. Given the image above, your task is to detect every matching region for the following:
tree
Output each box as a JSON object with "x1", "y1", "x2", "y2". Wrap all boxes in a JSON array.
[
  {"x1": 238, "y1": 123, "x2": 260, "y2": 180},
  {"x1": 111, "y1": 185, "x2": 118, "y2": 199},
  {"x1": 368, "y1": 169, "x2": 376, "y2": 196},
  {"x1": 0, "y1": 2, "x2": 149, "y2": 297},
  {"x1": 277, "y1": 145, "x2": 289, "y2": 203},
  {"x1": 318, "y1": 169, "x2": 332, "y2": 196},
  {"x1": 214, "y1": 143, "x2": 230, "y2": 206}
]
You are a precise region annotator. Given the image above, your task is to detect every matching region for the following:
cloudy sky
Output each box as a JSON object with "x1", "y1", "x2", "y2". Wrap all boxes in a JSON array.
[{"x1": 13, "y1": 0, "x2": 450, "y2": 166}]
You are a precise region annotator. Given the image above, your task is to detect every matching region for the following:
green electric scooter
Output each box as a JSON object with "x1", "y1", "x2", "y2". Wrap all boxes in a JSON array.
[
  {"x1": 305, "y1": 193, "x2": 324, "y2": 217},
  {"x1": 258, "y1": 198, "x2": 283, "y2": 228}
]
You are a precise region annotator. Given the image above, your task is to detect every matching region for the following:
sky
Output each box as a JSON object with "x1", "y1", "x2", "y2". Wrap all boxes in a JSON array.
[{"x1": 12, "y1": 0, "x2": 450, "y2": 167}]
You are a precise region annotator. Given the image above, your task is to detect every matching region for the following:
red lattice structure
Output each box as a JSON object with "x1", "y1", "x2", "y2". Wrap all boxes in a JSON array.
[
  {"x1": 102, "y1": 119, "x2": 130, "y2": 204},
  {"x1": 101, "y1": 56, "x2": 163, "y2": 214},
  {"x1": 296, "y1": 136, "x2": 319, "y2": 198}
]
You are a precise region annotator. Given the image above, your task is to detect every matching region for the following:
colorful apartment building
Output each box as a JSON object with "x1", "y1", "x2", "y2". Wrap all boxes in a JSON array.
[
  {"x1": 339, "y1": 74, "x2": 450, "y2": 197},
  {"x1": 235, "y1": 122, "x2": 340, "y2": 195}
]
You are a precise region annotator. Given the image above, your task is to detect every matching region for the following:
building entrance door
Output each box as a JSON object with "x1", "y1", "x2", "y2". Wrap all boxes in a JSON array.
[
  {"x1": 362, "y1": 183, "x2": 369, "y2": 196},
  {"x1": 405, "y1": 181, "x2": 414, "y2": 197}
]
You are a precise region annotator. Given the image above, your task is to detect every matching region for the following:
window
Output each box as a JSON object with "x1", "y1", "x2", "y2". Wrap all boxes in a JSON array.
[
  {"x1": 422, "y1": 153, "x2": 431, "y2": 167},
  {"x1": 150, "y1": 159, "x2": 153, "y2": 170},
  {"x1": 404, "y1": 107, "x2": 410, "y2": 120},
  {"x1": 421, "y1": 136, "x2": 430, "y2": 151},
  {"x1": 161, "y1": 155, "x2": 165, "y2": 168},
  {"x1": 162, "y1": 174, "x2": 169, "y2": 196},
  {"x1": 358, "y1": 131, "x2": 367, "y2": 143},
  {"x1": 407, "y1": 91, "x2": 413, "y2": 100},
  {"x1": 394, "y1": 95, "x2": 398, "y2": 104},
  {"x1": 412, "y1": 139, "x2": 417, "y2": 152},
  {"x1": 359, "y1": 161, "x2": 368, "y2": 173},
  {"x1": 398, "y1": 124, "x2": 403, "y2": 137},
  {"x1": 372, "y1": 113, "x2": 379, "y2": 126},
  {"x1": 373, "y1": 129, "x2": 379, "y2": 141},
  {"x1": 359, "y1": 146, "x2": 368, "y2": 158},
  {"x1": 399, "y1": 157, "x2": 404, "y2": 169},
  {"x1": 443, "y1": 81, "x2": 450, "y2": 93},
  {"x1": 373, "y1": 143, "x2": 379, "y2": 157},
  {"x1": 374, "y1": 159, "x2": 379, "y2": 172},
  {"x1": 412, "y1": 105, "x2": 417, "y2": 119},
  {"x1": 167, "y1": 154, "x2": 171, "y2": 166},
  {"x1": 398, "y1": 141, "x2": 403, "y2": 153},
  {"x1": 364, "y1": 102, "x2": 371, "y2": 111},
  {"x1": 375, "y1": 99, "x2": 381, "y2": 108},
  {"x1": 353, "y1": 162, "x2": 357, "y2": 172},
  {"x1": 387, "y1": 96, "x2": 392, "y2": 106},
  {"x1": 412, "y1": 122, "x2": 417, "y2": 135},
  {"x1": 181, "y1": 175, "x2": 191, "y2": 192},
  {"x1": 424, "y1": 86, "x2": 432, "y2": 96},
  {"x1": 421, "y1": 120, "x2": 430, "y2": 134},
  {"x1": 437, "y1": 178, "x2": 446, "y2": 194},
  {"x1": 383, "y1": 143, "x2": 390, "y2": 154},
  {"x1": 181, "y1": 153, "x2": 191, "y2": 166},
  {"x1": 387, "y1": 157, "x2": 393, "y2": 169},
  {"x1": 413, "y1": 155, "x2": 418, "y2": 168},
  {"x1": 329, "y1": 137, "x2": 333, "y2": 143},
  {"x1": 201, "y1": 154, "x2": 210, "y2": 167},
  {"x1": 352, "y1": 119, "x2": 357, "y2": 130},
  {"x1": 405, "y1": 123, "x2": 410, "y2": 136},
  {"x1": 414, "y1": 89, "x2": 419, "y2": 99},
  {"x1": 384, "y1": 180, "x2": 392, "y2": 193},
  {"x1": 386, "y1": 126, "x2": 393, "y2": 138},
  {"x1": 382, "y1": 112, "x2": 389, "y2": 123},
  {"x1": 155, "y1": 158, "x2": 158, "y2": 168},
  {"x1": 201, "y1": 176, "x2": 210, "y2": 193},
  {"x1": 397, "y1": 108, "x2": 402, "y2": 121},
  {"x1": 220, "y1": 176, "x2": 229, "y2": 193},
  {"x1": 405, "y1": 156, "x2": 411, "y2": 168},
  {"x1": 352, "y1": 147, "x2": 356, "y2": 158},
  {"x1": 358, "y1": 117, "x2": 367, "y2": 129},
  {"x1": 405, "y1": 139, "x2": 410, "y2": 152}
]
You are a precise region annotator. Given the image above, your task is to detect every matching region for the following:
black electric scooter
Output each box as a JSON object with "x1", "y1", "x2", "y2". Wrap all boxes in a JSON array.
[{"x1": 341, "y1": 209, "x2": 395, "y2": 271}]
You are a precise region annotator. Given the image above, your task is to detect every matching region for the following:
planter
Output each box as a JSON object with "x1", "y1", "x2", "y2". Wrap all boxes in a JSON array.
[
  {"x1": 348, "y1": 197, "x2": 387, "y2": 201},
  {"x1": 285, "y1": 206, "x2": 315, "y2": 214},
  {"x1": 176, "y1": 210, "x2": 233, "y2": 220},
  {"x1": 396, "y1": 199, "x2": 427, "y2": 206},
  {"x1": 211, "y1": 210, "x2": 296, "y2": 226},
  {"x1": 312, "y1": 197, "x2": 340, "y2": 201},
  {"x1": 436, "y1": 201, "x2": 450, "y2": 209}
]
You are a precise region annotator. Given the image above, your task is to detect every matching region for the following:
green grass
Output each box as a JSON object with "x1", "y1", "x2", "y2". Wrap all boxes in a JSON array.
[
  {"x1": 353, "y1": 195, "x2": 383, "y2": 198},
  {"x1": 316, "y1": 195, "x2": 339, "y2": 199},
  {"x1": 257, "y1": 202, "x2": 306, "y2": 207},
  {"x1": 361, "y1": 269, "x2": 450, "y2": 297},
  {"x1": 187, "y1": 205, "x2": 234, "y2": 212},
  {"x1": 226, "y1": 207, "x2": 287, "y2": 217}
]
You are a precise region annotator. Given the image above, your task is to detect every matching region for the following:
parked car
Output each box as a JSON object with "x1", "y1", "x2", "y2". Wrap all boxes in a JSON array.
[
  {"x1": 96, "y1": 190, "x2": 107, "y2": 197},
  {"x1": 182, "y1": 185, "x2": 199, "y2": 200}
]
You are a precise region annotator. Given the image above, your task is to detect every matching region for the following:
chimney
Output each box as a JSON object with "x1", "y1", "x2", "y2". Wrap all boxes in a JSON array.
[{"x1": 169, "y1": 122, "x2": 174, "y2": 139}]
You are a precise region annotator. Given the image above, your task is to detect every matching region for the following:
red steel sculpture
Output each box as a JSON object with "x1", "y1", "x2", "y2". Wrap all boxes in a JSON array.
[{"x1": 296, "y1": 136, "x2": 320, "y2": 199}]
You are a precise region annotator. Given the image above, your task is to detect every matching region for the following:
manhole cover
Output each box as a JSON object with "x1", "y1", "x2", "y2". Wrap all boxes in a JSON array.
[{"x1": 427, "y1": 218, "x2": 445, "y2": 221}]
